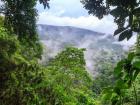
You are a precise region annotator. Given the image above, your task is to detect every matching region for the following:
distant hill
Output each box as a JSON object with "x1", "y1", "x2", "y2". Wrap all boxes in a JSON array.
[
  {"x1": 37, "y1": 24, "x2": 124, "y2": 75},
  {"x1": 38, "y1": 24, "x2": 104, "y2": 40},
  {"x1": 37, "y1": 24, "x2": 122, "y2": 50}
]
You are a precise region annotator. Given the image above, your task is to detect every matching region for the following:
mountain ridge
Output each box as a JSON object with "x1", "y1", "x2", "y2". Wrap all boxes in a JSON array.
[
  {"x1": 37, "y1": 24, "x2": 105, "y2": 38},
  {"x1": 37, "y1": 24, "x2": 124, "y2": 74}
]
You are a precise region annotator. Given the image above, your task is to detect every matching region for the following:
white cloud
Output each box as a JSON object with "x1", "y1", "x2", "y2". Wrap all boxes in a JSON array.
[
  {"x1": 36, "y1": 0, "x2": 88, "y2": 17},
  {"x1": 0, "y1": 1, "x2": 3, "y2": 6},
  {"x1": 38, "y1": 11, "x2": 117, "y2": 34},
  {"x1": 113, "y1": 35, "x2": 137, "y2": 50},
  {"x1": 37, "y1": 0, "x2": 117, "y2": 34}
]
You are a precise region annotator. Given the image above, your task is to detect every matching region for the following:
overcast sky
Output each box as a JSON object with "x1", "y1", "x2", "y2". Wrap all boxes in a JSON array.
[{"x1": 36, "y1": 0, "x2": 117, "y2": 34}]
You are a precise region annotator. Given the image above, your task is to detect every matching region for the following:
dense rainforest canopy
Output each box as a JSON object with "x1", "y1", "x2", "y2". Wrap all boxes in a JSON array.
[{"x1": 0, "y1": 0, "x2": 140, "y2": 105}]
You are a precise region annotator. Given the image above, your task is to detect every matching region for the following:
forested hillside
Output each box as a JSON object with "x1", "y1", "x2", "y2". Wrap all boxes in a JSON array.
[
  {"x1": 0, "y1": 0, "x2": 140, "y2": 105},
  {"x1": 37, "y1": 24, "x2": 124, "y2": 74}
]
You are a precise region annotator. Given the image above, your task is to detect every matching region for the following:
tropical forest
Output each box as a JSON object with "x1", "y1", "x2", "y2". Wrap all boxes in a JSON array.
[{"x1": 0, "y1": 0, "x2": 140, "y2": 105}]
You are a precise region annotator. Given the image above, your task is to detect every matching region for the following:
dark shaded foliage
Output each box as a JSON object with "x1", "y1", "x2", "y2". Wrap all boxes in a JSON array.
[{"x1": 82, "y1": 0, "x2": 140, "y2": 41}]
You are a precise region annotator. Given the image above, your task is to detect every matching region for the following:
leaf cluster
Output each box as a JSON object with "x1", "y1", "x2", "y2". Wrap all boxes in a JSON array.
[{"x1": 81, "y1": 0, "x2": 140, "y2": 41}]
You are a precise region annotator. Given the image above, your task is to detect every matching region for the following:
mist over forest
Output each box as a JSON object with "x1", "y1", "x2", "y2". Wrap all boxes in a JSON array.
[
  {"x1": 1, "y1": 0, "x2": 140, "y2": 105},
  {"x1": 38, "y1": 24, "x2": 132, "y2": 75}
]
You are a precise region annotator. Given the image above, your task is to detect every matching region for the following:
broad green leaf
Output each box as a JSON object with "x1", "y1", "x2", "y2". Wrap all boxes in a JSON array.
[
  {"x1": 132, "y1": 56, "x2": 140, "y2": 69},
  {"x1": 126, "y1": 30, "x2": 133, "y2": 41},
  {"x1": 110, "y1": 7, "x2": 128, "y2": 18},
  {"x1": 102, "y1": 92, "x2": 112, "y2": 100},
  {"x1": 118, "y1": 29, "x2": 132, "y2": 41},
  {"x1": 127, "y1": 52, "x2": 135, "y2": 61},
  {"x1": 114, "y1": 60, "x2": 124, "y2": 77},
  {"x1": 114, "y1": 28, "x2": 126, "y2": 36},
  {"x1": 132, "y1": 70, "x2": 140, "y2": 81}
]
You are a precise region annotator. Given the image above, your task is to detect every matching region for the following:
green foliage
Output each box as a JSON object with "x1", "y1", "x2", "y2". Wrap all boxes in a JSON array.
[
  {"x1": 39, "y1": 0, "x2": 50, "y2": 8},
  {"x1": 0, "y1": 26, "x2": 20, "y2": 72},
  {"x1": 0, "y1": 1, "x2": 95, "y2": 104},
  {"x1": 2, "y1": 0, "x2": 140, "y2": 105},
  {"x1": 92, "y1": 50, "x2": 122, "y2": 95},
  {"x1": 0, "y1": 0, "x2": 43, "y2": 59},
  {"x1": 81, "y1": 0, "x2": 140, "y2": 41},
  {"x1": 0, "y1": 24, "x2": 45, "y2": 105},
  {"x1": 100, "y1": 74, "x2": 140, "y2": 105},
  {"x1": 42, "y1": 47, "x2": 94, "y2": 104},
  {"x1": 47, "y1": 47, "x2": 91, "y2": 85},
  {"x1": 82, "y1": 1, "x2": 140, "y2": 105},
  {"x1": 0, "y1": 25, "x2": 94, "y2": 104},
  {"x1": 97, "y1": 49, "x2": 140, "y2": 105},
  {"x1": 1, "y1": 0, "x2": 37, "y2": 37},
  {"x1": 81, "y1": 0, "x2": 109, "y2": 19}
]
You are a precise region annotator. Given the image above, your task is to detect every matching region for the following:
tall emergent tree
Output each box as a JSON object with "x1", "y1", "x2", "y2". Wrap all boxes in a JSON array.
[
  {"x1": 0, "y1": 0, "x2": 50, "y2": 105},
  {"x1": 0, "y1": 0, "x2": 50, "y2": 59},
  {"x1": 0, "y1": 0, "x2": 49, "y2": 38}
]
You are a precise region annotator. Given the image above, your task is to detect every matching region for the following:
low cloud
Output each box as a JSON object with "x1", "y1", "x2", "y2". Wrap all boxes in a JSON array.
[{"x1": 113, "y1": 35, "x2": 137, "y2": 50}]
